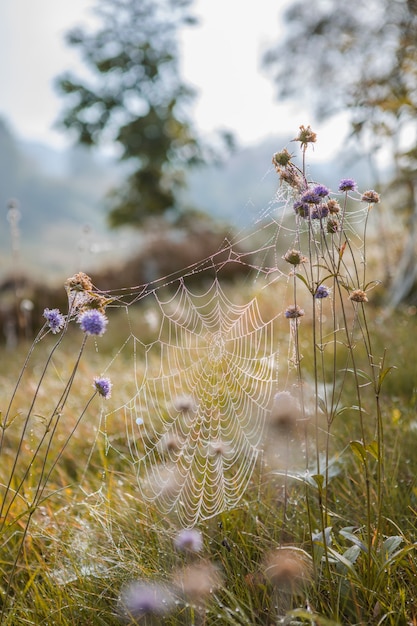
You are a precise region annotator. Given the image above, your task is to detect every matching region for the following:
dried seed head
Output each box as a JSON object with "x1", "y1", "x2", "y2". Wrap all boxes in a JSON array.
[
  {"x1": 285, "y1": 304, "x2": 305, "y2": 319},
  {"x1": 349, "y1": 289, "x2": 368, "y2": 303},
  {"x1": 294, "y1": 125, "x2": 317, "y2": 147},
  {"x1": 172, "y1": 561, "x2": 223, "y2": 604},
  {"x1": 268, "y1": 391, "x2": 300, "y2": 435},
  {"x1": 65, "y1": 271, "x2": 93, "y2": 293},
  {"x1": 272, "y1": 148, "x2": 292, "y2": 168},
  {"x1": 283, "y1": 249, "x2": 308, "y2": 266},
  {"x1": 361, "y1": 189, "x2": 380, "y2": 204},
  {"x1": 326, "y1": 199, "x2": 341, "y2": 214}
]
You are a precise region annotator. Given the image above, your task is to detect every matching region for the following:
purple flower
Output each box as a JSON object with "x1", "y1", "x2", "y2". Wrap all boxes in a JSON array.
[
  {"x1": 301, "y1": 189, "x2": 321, "y2": 204},
  {"x1": 121, "y1": 581, "x2": 174, "y2": 618},
  {"x1": 174, "y1": 529, "x2": 203, "y2": 553},
  {"x1": 285, "y1": 305, "x2": 305, "y2": 319},
  {"x1": 312, "y1": 184, "x2": 329, "y2": 197},
  {"x1": 311, "y1": 204, "x2": 329, "y2": 220},
  {"x1": 78, "y1": 309, "x2": 108, "y2": 336},
  {"x1": 43, "y1": 308, "x2": 65, "y2": 334},
  {"x1": 293, "y1": 200, "x2": 310, "y2": 218},
  {"x1": 93, "y1": 376, "x2": 112, "y2": 399},
  {"x1": 338, "y1": 178, "x2": 357, "y2": 192},
  {"x1": 314, "y1": 285, "x2": 331, "y2": 299}
]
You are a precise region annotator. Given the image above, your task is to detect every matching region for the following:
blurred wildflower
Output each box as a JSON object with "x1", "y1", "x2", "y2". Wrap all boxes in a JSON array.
[
  {"x1": 285, "y1": 305, "x2": 305, "y2": 319},
  {"x1": 338, "y1": 178, "x2": 357, "y2": 192},
  {"x1": 263, "y1": 546, "x2": 313, "y2": 594},
  {"x1": 268, "y1": 391, "x2": 300, "y2": 435},
  {"x1": 294, "y1": 124, "x2": 317, "y2": 148},
  {"x1": 349, "y1": 289, "x2": 368, "y2": 303},
  {"x1": 172, "y1": 561, "x2": 223, "y2": 604},
  {"x1": 174, "y1": 528, "x2": 203, "y2": 553},
  {"x1": 43, "y1": 308, "x2": 65, "y2": 334},
  {"x1": 314, "y1": 285, "x2": 331, "y2": 299},
  {"x1": 301, "y1": 189, "x2": 321, "y2": 205},
  {"x1": 93, "y1": 376, "x2": 112, "y2": 399},
  {"x1": 78, "y1": 309, "x2": 108, "y2": 336},
  {"x1": 279, "y1": 165, "x2": 305, "y2": 190},
  {"x1": 283, "y1": 249, "x2": 308, "y2": 265},
  {"x1": 120, "y1": 580, "x2": 175, "y2": 620},
  {"x1": 361, "y1": 189, "x2": 380, "y2": 203},
  {"x1": 173, "y1": 394, "x2": 196, "y2": 413}
]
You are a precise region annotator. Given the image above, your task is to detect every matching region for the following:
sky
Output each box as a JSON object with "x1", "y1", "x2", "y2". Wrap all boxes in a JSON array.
[{"x1": 0, "y1": 0, "x2": 342, "y2": 156}]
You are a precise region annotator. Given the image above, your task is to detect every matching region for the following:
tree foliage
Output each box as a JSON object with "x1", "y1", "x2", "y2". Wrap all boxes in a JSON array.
[
  {"x1": 264, "y1": 0, "x2": 417, "y2": 305},
  {"x1": 57, "y1": 0, "x2": 212, "y2": 228}
]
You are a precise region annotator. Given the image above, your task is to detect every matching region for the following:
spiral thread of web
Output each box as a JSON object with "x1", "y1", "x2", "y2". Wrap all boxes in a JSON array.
[{"x1": 123, "y1": 280, "x2": 276, "y2": 527}]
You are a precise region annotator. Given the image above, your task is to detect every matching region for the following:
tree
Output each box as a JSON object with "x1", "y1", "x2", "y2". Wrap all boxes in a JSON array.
[
  {"x1": 57, "y1": 0, "x2": 218, "y2": 228},
  {"x1": 264, "y1": 0, "x2": 417, "y2": 305}
]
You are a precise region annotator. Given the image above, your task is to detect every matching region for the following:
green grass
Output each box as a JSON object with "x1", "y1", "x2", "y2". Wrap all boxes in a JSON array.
[{"x1": 0, "y1": 300, "x2": 417, "y2": 625}]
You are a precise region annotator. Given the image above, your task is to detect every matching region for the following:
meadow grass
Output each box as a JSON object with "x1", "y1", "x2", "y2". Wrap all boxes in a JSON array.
[{"x1": 1, "y1": 127, "x2": 417, "y2": 625}]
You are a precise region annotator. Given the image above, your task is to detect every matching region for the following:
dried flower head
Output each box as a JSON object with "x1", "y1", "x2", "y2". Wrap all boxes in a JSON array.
[
  {"x1": 327, "y1": 218, "x2": 340, "y2": 234},
  {"x1": 314, "y1": 284, "x2": 331, "y2": 299},
  {"x1": 43, "y1": 308, "x2": 65, "y2": 334},
  {"x1": 120, "y1": 580, "x2": 175, "y2": 619},
  {"x1": 272, "y1": 148, "x2": 292, "y2": 168},
  {"x1": 285, "y1": 305, "x2": 305, "y2": 319},
  {"x1": 174, "y1": 529, "x2": 203, "y2": 553},
  {"x1": 93, "y1": 376, "x2": 112, "y2": 399},
  {"x1": 338, "y1": 178, "x2": 357, "y2": 192},
  {"x1": 83, "y1": 293, "x2": 112, "y2": 314},
  {"x1": 263, "y1": 547, "x2": 313, "y2": 594},
  {"x1": 294, "y1": 125, "x2": 317, "y2": 148},
  {"x1": 279, "y1": 165, "x2": 305, "y2": 191},
  {"x1": 172, "y1": 561, "x2": 223, "y2": 604},
  {"x1": 361, "y1": 189, "x2": 380, "y2": 203},
  {"x1": 78, "y1": 309, "x2": 108, "y2": 336},
  {"x1": 326, "y1": 199, "x2": 341, "y2": 214},
  {"x1": 349, "y1": 289, "x2": 368, "y2": 303},
  {"x1": 65, "y1": 271, "x2": 93, "y2": 293},
  {"x1": 283, "y1": 249, "x2": 308, "y2": 266}
]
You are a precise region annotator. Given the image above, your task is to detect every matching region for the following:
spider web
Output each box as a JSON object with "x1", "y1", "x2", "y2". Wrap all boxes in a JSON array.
[{"x1": 95, "y1": 163, "x2": 369, "y2": 527}]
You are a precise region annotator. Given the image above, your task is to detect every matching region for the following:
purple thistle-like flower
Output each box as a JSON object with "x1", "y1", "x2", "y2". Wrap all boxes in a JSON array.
[
  {"x1": 312, "y1": 184, "x2": 330, "y2": 197},
  {"x1": 285, "y1": 305, "x2": 305, "y2": 319},
  {"x1": 314, "y1": 285, "x2": 331, "y2": 299},
  {"x1": 93, "y1": 376, "x2": 112, "y2": 399},
  {"x1": 121, "y1": 581, "x2": 174, "y2": 618},
  {"x1": 301, "y1": 189, "x2": 321, "y2": 204},
  {"x1": 78, "y1": 309, "x2": 108, "y2": 336},
  {"x1": 338, "y1": 178, "x2": 357, "y2": 192},
  {"x1": 43, "y1": 308, "x2": 65, "y2": 334},
  {"x1": 293, "y1": 200, "x2": 310, "y2": 218},
  {"x1": 174, "y1": 529, "x2": 203, "y2": 553},
  {"x1": 311, "y1": 204, "x2": 329, "y2": 220}
]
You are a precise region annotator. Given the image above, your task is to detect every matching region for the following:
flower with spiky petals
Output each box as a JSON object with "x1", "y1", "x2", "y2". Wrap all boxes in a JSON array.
[
  {"x1": 361, "y1": 189, "x2": 380, "y2": 203},
  {"x1": 326, "y1": 199, "x2": 341, "y2": 214},
  {"x1": 349, "y1": 289, "x2": 368, "y2": 303},
  {"x1": 78, "y1": 309, "x2": 108, "y2": 336},
  {"x1": 174, "y1": 529, "x2": 203, "y2": 553},
  {"x1": 93, "y1": 376, "x2": 112, "y2": 399},
  {"x1": 314, "y1": 285, "x2": 331, "y2": 299},
  {"x1": 338, "y1": 178, "x2": 357, "y2": 192},
  {"x1": 285, "y1": 305, "x2": 305, "y2": 319},
  {"x1": 43, "y1": 308, "x2": 65, "y2": 334},
  {"x1": 311, "y1": 204, "x2": 329, "y2": 220},
  {"x1": 301, "y1": 189, "x2": 321, "y2": 205}
]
